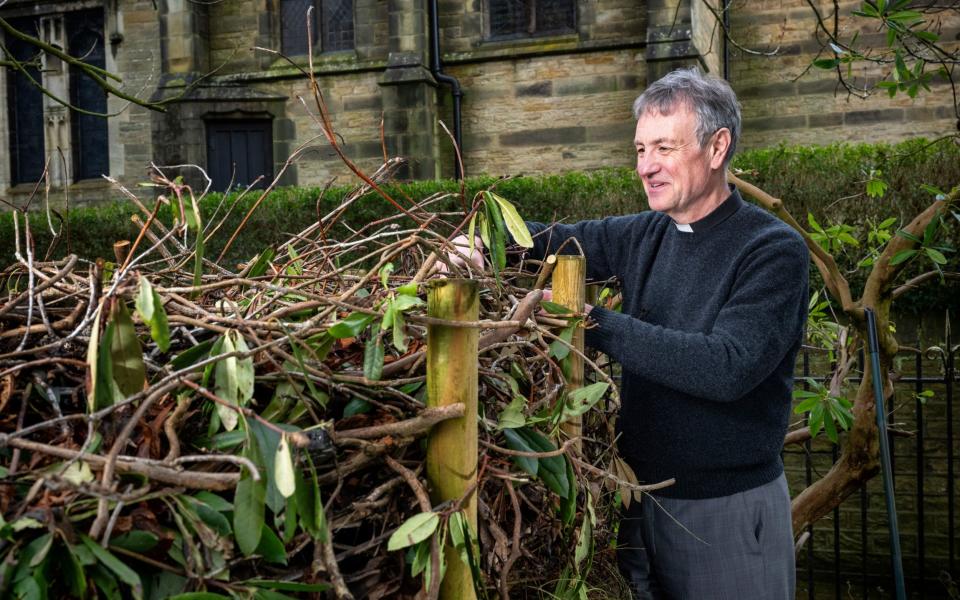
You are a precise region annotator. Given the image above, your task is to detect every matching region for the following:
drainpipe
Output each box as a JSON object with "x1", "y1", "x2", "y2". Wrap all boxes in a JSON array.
[
  {"x1": 722, "y1": 0, "x2": 730, "y2": 81},
  {"x1": 428, "y1": 0, "x2": 464, "y2": 180}
]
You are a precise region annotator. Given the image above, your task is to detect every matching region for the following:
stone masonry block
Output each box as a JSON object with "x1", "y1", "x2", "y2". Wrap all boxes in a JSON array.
[
  {"x1": 844, "y1": 109, "x2": 904, "y2": 125},
  {"x1": 499, "y1": 126, "x2": 587, "y2": 147},
  {"x1": 555, "y1": 75, "x2": 619, "y2": 96},
  {"x1": 808, "y1": 113, "x2": 843, "y2": 128},
  {"x1": 743, "y1": 115, "x2": 807, "y2": 132},
  {"x1": 344, "y1": 95, "x2": 384, "y2": 111},
  {"x1": 516, "y1": 81, "x2": 553, "y2": 97}
]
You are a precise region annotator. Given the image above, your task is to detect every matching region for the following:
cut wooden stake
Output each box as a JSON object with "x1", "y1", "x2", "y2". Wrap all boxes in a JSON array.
[
  {"x1": 552, "y1": 255, "x2": 585, "y2": 454},
  {"x1": 426, "y1": 278, "x2": 479, "y2": 600}
]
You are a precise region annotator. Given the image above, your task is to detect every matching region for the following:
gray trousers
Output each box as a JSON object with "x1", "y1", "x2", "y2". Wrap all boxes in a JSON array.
[{"x1": 617, "y1": 473, "x2": 795, "y2": 600}]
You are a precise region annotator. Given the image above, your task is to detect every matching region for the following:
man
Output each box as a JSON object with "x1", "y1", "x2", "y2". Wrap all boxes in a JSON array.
[{"x1": 449, "y1": 68, "x2": 808, "y2": 598}]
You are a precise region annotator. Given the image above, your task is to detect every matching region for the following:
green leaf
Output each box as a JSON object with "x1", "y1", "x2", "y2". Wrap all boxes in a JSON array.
[
  {"x1": 363, "y1": 335, "x2": 385, "y2": 381},
  {"x1": 171, "y1": 339, "x2": 214, "y2": 370},
  {"x1": 379, "y1": 262, "x2": 395, "y2": 288},
  {"x1": 135, "y1": 277, "x2": 170, "y2": 352},
  {"x1": 343, "y1": 398, "x2": 372, "y2": 417},
  {"x1": 540, "y1": 300, "x2": 573, "y2": 315},
  {"x1": 109, "y1": 300, "x2": 145, "y2": 397},
  {"x1": 923, "y1": 216, "x2": 939, "y2": 245},
  {"x1": 92, "y1": 312, "x2": 122, "y2": 410},
  {"x1": 807, "y1": 212, "x2": 825, "y2": 234},
  {"x1": 285, "y1": 331, "x2": 327, "y2": 408},
  {"x1": 135, "y1": 277, "x2": 155, "y2": 323},
  {"x1": 549, "y1": 321, "x2": 578, "y2": 361},
  {"x1": 574, "y1": 491, "x2": 595, "y2": 567},
  {"x1": 878, "y1": 217, "x2": 898, "y2": 229},
  {"x1": 328, "y1": 312, "x2": 375, "y2": 339},
  {"x1": 233, "y1": 332, "x2": 255, "y2": 404},
  {"x1": 80, "y1": 535, "x2": 143, "y2": 599},
  {"x1": 823, "y1": 408, "x2": 839, "y2": 443},
  {"x1": 109, "y1": 531, "x2": 159, "y2": 553},
  {"x1": 925, "y1": 247, "x2": 948, "y2": 265},
  {"x1": 190, "y1": 202, "x2": 204, "y2": 294},
  {"x1": 234, "y1": 450, "x2": 266, "y2": 556},
  {"x1": 189, "y1": 497, "x2": 233, "y2": 536},
  {"x1": 397, "y1": 282, "x2": 419, "y2": 296},
  {"x1": 888, "y1": 249, "x2": 918, "y2": 266},
  {"x1": 478, "y1": 212, "x2": 491, "y2": 250},
  {"x1": 244, "y1": 580, "x2": 331, "y2": 592},
  {"x1": 255, "y1": 523, "x2": 288, "y2": 565},
  {"x1": 467, "y1": 211, "x2": 478, "y2": 257},
  {"x1": 274, "y1": 434, "x2": 297, "y2": 499},
  {"x1": 484, "y1": 197, "x2": 508, "y2": 278},
  {"x1": 560, "y1": 454, "x2": 576, "y2": 524},
  {"x1": 793, "y1": 396, "x2": 820, "y2": 414},
  {"x1": 387, "y1": 512, "x2": 440, "y2": 551},
  {"x1": 487, "y1": 191, "x2": 534, "y2": 248},
  {"x1": 809, "y1": 403, "x2": 825, "y2": 439},
  {"x1": 24, "y1": 532, "x2": 53, "y2": 568},
  {"x1": 838, "y1": 232, "x2": 860, "y2": 246},
  {"x1": 167, "y1": 594, "x2": 232, "y2": 600},
  {"x1": 502, "y1": 427, "x2": 538, "y2": 475},
  {"x1": 247, "y1": 248, "x2": 276, "y2": 278},
  {"x1": 297, "y1": 456, "x2": 327, "y2": 541},
  {"x1": 60, "y1": 544, "x2": 88, "y2": 597},
  {"x1": 392, "y1": 294, "x2": 425, "y2": 312},
  {"x1": 813, "y1": 58, "x2": 840, "y2": 69},
  {"x1": 248, "y1": 418, "x2": 284, "y2": 514},
  {"x1": 498, "y1": 395, "x2": 527, "y2": 429},
  {"x1": 866, "y1": 178, "x2": 887, "y2": 198},
  {"x1": 392, "y1": 311, "x2": 409, "y2": 353},
  {"x1": 214, "y1": 333, "x2": 240, "y2": 431},
  {"x1": 562, "y1": 382, "x2": 610, "y2": 420}
]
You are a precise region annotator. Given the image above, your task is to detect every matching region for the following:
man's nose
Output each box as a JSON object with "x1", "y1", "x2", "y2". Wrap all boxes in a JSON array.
[{"x1": 637, "y1": 153, "x2": 658, "y2": 177}]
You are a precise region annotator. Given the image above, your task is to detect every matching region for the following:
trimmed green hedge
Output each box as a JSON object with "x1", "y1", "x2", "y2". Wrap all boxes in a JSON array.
[{"x1": 2, "y1": 139, "x2": 958, "y2": 314}]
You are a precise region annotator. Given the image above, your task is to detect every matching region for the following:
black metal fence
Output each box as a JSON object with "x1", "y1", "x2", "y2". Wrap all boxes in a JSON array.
[{"x1": 787, "y1": 314, "x2": 958, "y2": 599}]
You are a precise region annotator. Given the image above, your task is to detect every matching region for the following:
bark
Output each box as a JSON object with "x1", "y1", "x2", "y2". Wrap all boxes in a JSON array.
[{"x1": 733, "y1": 175, "x2": 959, "y2": 534}]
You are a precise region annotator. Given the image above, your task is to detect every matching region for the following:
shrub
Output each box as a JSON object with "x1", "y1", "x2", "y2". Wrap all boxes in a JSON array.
[{"x1": 2, "y1": 139, "x2": 957, "y2": 314}]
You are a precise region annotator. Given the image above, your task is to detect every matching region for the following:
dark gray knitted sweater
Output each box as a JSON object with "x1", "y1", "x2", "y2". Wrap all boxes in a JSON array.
[{"x1": 526, "y1": 189, "x2": 809, "y2": 498}]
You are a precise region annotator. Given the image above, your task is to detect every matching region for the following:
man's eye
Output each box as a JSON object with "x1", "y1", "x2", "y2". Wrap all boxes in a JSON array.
[{"x1": 658, "y1": 146, "x2": 673, "y2": 154}]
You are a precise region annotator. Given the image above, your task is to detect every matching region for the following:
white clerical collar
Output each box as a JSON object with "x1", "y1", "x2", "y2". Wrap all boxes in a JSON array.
[{"x1": 674, "y1": 222, "x2": 693, "y2": 233}]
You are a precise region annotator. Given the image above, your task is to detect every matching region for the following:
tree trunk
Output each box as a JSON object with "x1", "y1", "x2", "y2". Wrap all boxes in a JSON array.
[{"x1": 790, "y1": 306, "x2": 895, "y2": 532}]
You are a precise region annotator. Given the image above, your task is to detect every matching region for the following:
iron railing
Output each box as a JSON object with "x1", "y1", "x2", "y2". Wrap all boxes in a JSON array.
[{"x1": 789, "y1": 313, "x2": 958, "y2": 599}]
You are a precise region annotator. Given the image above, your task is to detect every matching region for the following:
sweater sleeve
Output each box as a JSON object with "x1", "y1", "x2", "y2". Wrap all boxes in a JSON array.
[
  {"x1": 585, "y1": 236, "x2": 809, "y2": 402},
  {"x1": 525, "y1": 215, "x2": 648, "y2": 281}
]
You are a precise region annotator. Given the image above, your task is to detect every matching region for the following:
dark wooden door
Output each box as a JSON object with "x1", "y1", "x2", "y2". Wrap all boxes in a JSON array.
[{"x1": 206, "y1": 120, "x2": 273, "y2": 192}]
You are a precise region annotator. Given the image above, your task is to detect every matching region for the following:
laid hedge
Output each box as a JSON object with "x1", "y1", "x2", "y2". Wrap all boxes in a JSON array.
[{"x1": 2, "y1": 138, "x2": 958, "y2": 314}]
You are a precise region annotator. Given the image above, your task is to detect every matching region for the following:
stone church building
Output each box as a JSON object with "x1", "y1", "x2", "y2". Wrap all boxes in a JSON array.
[{"x1": 0, "y1": 0, "x2": 956, "y2": 205}]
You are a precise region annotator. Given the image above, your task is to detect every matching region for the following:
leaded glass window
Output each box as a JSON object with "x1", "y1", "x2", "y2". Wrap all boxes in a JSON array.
[
  {"x1": 281, "y1": 0, "x2": 354, "y2": 55},
  {"x1": 488, "y1": 0, "x2": 575, "y2": 39}
]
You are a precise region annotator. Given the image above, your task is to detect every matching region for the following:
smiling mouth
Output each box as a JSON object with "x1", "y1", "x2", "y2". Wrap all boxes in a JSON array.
[{"x1": 647, "y1": 182, "x2": 667, "y2": 190}]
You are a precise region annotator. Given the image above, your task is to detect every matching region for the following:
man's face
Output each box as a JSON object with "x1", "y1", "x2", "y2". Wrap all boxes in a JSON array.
[{"x1": 634, "y1": 105, "x2": 720, "y2": 222}]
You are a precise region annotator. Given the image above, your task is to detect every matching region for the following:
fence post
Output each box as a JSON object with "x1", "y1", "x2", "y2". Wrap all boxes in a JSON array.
[
  {"x1": 552, "y1": 255, "x2": 585, "y2": 452},
  {"x1": 426, "y1": 279, "x2": 478, "y2": 600}
]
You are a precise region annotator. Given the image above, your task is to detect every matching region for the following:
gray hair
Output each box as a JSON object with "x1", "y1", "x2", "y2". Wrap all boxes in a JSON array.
[{"x1": 632, "y1": 68, "x2": 741, "y2": 167}]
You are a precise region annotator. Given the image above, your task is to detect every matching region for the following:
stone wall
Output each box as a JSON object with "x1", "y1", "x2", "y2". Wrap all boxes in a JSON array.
[
  {"x1": 727, "y1": 0, "x2": 960, "y2": 149},
  {"x1": 446, "y1": 49, "x2": 643, "y2": 177},
  {"x1": 2, "y1": 0, "x2": 958, "y2": 209}
]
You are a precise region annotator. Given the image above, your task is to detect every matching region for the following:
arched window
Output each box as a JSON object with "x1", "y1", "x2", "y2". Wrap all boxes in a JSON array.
[
  {"x1": 68, "y1": 8, "x2": 109, "y2": 182},
  {"x1": 5, "y1": 17, "x2": 45, "y2": 185},
  {"x1": 280, "y1": 0, "x2": 354, "y2": 56}
]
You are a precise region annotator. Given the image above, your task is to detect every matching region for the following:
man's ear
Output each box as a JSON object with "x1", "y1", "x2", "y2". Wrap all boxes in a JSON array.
[{"x1": 709, "y1": 128, "x2": 732, "y2": 170}]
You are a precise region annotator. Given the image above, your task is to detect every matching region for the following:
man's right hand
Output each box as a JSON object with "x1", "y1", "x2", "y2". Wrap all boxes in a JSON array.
[{"x1": 438, "y1": 234, "x2": 485, "y2": 274}]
